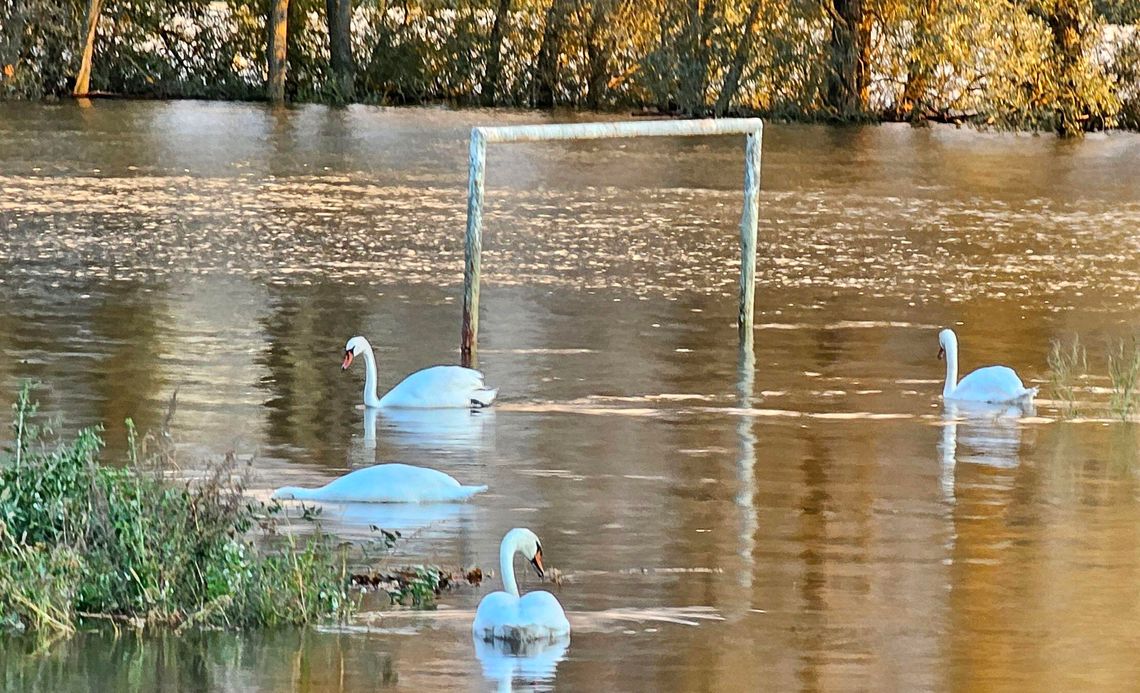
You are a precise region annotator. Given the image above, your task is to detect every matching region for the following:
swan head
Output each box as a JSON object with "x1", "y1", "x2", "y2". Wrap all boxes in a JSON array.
[
  {"x1": 937, "y1": 328, "x2": 957, "y2": 361},
  {"x1": 504, "y1": 527, "x2": 545, "y2": 578},
  {"x1": 342, "y1": 336, "x2": 369, "y2": 370}
]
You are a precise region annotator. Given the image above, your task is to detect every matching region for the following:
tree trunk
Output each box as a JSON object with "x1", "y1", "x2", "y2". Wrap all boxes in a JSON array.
[
  {"x1": 481, "y1": 0, "x2": 512, "y2": 106},
  {"x1": 266, "y1": 0, "x2": 290, "y2": 103},
  {"x1": 714, "y1": 0, "x2": 762, "y2": 116},
  {"x1": 678, "y1": 0, "x2": 716, "y2": 115},
  {"x1": 824, "y1": 0, "x2": 871, "y2": 117},
  {"x1": 532, "y1": 0, "x2": 572, "y2": 108},
  {"x1": 583, "y1": 0, "x2": 615, "y2": 109},
  {"x1": 899, "y1": 0, "x2": 938, "y2": 121},
  {"x1": 1043, "y1": 0, "x2": 1091, "y2": 136},
  {"x1": 326, "y1": 0, "x2": 354, "y2": 100},
  {"x1": 73, "y1": 0, "x2": 104, "y2": 96}
]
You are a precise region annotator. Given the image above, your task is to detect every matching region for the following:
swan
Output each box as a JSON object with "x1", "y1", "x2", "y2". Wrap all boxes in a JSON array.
[
  {"x1": 938, "y1": 328, "x2": 1037, "y2": 404},
  {"x1": 343, "y1": 335, "x2": 497, "y2": 409},
  {"x1": 272, "y1": 463, "x2": 487, "y2": 503},
  {"x1": 473, "y1": 528, "x2": 570, "y2": 644}
]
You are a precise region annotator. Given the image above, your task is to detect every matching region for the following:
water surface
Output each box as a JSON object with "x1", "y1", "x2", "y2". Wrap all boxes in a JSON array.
[{"x1": 1, "y1": 101, "x2": 1140, "y2": 690}]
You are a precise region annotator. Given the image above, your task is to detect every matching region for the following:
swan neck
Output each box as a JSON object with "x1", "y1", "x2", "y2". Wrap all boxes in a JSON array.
[
  {"x1": 943, "y1": 339, "x2": 958, "y2": 398},
  {"x1": 499, "y1": 536, "x2": 520, "y2": 598},
  {"x1": 361, "y1": 341, "x2": 383, "y2": 408}
]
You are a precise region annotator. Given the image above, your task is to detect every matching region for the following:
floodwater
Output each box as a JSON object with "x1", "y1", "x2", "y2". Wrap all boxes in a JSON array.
[{"x1": 2, "y1": 101, "x2": 1140, "y2": 691}]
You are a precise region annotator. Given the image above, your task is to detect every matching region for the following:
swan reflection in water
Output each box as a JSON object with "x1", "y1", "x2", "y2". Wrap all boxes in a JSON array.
[
  {"x1": 307, "y1": 501, "x2": 476, "y2": 541},
  {"x1": 363, "y1": 405, "x2": 494, "y2": 451},
  {"x1": 938, "y1": 399, "x2": 1035, "y2": 500},
  {"x1": 473, "y1": 635, "x2": 569, "y2": 693}
]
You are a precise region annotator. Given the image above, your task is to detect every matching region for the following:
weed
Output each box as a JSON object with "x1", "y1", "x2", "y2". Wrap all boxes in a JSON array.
[
  {"x1": 1048, "y1": 335, "x2": 1087, "y2": 417},
  {"x1": 1107, "y1": 338, "x2": 1140, "y2": 421},
  {"x1": 0, "y1": 384, "x2": 356, "y2": 640}
]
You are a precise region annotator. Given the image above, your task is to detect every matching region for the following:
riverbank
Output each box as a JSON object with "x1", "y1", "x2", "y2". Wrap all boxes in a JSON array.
[{"x1": 2, "y1": 2, "x2": 1138, "y2": 135}]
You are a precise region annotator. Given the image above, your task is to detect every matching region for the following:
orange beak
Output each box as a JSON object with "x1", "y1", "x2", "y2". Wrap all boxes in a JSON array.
[
  {"x1": 937, "y1": 346, "x2": 945, "y2": 361},
  {"x1": 342, "y1": 350, "x2": 354, "y2": 370},
  {"x1": 529, "y1": 548, "x2": 545, "y2": 578}
]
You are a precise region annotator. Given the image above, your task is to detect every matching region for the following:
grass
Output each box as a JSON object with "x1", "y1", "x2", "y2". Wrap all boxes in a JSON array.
[
  {"x1": 1047, "y1": 335, "x2": 1087, "y2": 418},
  {"x1": 1107, "y1": 338, "x2": 1140, "y2": 421},
  {"x1": 0, "y1": 385, "x2": 356, "y2": 640}
]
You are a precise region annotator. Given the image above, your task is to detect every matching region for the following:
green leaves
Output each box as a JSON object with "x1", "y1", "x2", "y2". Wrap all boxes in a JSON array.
[{"x1": 0, "y1": 383, "x2": 355, "y2": 640}]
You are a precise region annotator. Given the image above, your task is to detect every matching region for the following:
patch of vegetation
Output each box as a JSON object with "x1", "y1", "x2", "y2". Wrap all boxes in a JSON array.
[
  {"x1": 351, "y1": 566, "x2": 483, "y2": 608},
  {"x1": 0, "y1": 385, "x2": 355, "y2": 641},
  {"x1": 1048, "y1": 335, "x2": 1088, "y2": 417},
  {"x1": 1107, "y1": 338, "x2": 1140, "y2": 421}
]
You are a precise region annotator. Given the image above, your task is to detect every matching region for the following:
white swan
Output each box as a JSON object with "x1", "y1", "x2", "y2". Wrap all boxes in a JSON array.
[
  {"x1": 272, "y1": 463, "x2": 487, "y2": 503},
  {"x1": 938, "y1": 328, "x2": 1037, "y2": 404},
  {"x1": 473, "y1": 528, "x2": 570, "y2": 644},
  {"x1": 343, "y1": 335, "x2": 497, "y2": 409}
]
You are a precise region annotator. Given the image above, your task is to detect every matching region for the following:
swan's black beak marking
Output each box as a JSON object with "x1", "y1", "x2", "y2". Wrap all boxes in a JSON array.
[
  {"x1": 937, "y1": 346, "x2": 945, "y2": 361},
  {"x1": 342, "y1": 350, "x2": 354, "y2": 370},
  {"x1": 529, "y1": 547, "x2": 545, "y2": 579}
]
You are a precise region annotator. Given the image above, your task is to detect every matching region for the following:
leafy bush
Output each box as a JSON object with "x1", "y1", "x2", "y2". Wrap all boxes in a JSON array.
[{"x1": 0, "y1": 385, "x2": 355, "y2": 639}]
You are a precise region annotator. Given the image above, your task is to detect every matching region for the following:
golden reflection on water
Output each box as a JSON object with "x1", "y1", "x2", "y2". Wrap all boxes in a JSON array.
[{"x1": 1, "y1": 102, "x2": 1140, "y2": 690}]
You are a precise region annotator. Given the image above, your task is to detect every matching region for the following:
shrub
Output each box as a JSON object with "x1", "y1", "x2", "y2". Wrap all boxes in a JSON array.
[{"x1": 0, "y1": 384, "x2": 355, "y2": 639}]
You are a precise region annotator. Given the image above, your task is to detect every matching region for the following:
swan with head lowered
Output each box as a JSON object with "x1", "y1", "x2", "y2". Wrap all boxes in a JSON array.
[
  {"x1": 473, "y1": 528, "x2": 570, "y2": 644},
  {"x1": 938, "y1": 328, "x2": 1037, "y2": 404},
  {"x1": 343, "y1": 335, "x2": 497, "y2": 409},
  {"x1": 272, "y1": 463, "x2": 486, "y2": 503}
]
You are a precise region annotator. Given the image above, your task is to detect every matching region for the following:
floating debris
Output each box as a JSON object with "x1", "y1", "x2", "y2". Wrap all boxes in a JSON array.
[{"x1": 350, "y1": 566, "x2": 483, "y2": 608}]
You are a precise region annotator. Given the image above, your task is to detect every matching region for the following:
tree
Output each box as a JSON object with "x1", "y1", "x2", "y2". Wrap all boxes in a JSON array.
[
  {"x1": 73, "y1": 0, "x2": 104, "y2": 95},
  {"x1": 481, "y1": 0, "x2": 512, "y2": 105},
  {"x1": 267, "y1": 0, "x2": 290, "y2": 103},
  {"x1": 898, "y1": 0, "x2": 938, "y2": 121},
  {"x1": 676, "y1": 0, "x2": 717, "y2": 115},
  {"x1": 326, "y1": 0, "x2": 353, "y2": 100},
  {"x1": 825, "y1": 0, "x2": 872, "y2": 116},
  {"x1": 1035, "y1": 0, "x2": 1112, "y2": 136},
  {"x1": 582, "y1": 0, "x2": 623, "y2": 108},
  {"x1": 533, "y1": 0, "x2": 574, "y2": 107},
  {"x1": 715, "y1": 0, "x2": 762, "y2": 116}
]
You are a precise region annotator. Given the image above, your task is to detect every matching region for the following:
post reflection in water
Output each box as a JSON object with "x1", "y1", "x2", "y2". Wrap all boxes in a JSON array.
[
  {"x1": 472, "y1": 637, "x2": 570, "y2": 693},
  {"x1": 736, "y1": 335, "x2": 757, "y2": 591}
]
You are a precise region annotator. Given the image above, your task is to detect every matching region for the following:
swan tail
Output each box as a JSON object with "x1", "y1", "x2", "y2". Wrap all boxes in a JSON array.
[
  {"x1": 272, "y1": 486, "x2": 316, "y2": 501},
  {"x1": 456, "y1": 484, "x2": 489, "y2": 500},
  {"x1": 470, "y1": 387, "x2": 498, "y2": 408}
]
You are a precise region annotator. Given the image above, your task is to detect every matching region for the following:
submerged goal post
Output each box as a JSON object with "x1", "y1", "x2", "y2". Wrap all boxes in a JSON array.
[{"x1": 460, "y1": 118, "x2": 763, "y2": 363}]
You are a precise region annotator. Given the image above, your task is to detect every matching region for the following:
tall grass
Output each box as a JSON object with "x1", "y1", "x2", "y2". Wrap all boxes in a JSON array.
[
  {"x1": 1048, "y1": 336, "x2": 1088, "y2": 418},
  {"x1": 0, "y1": 385, "x2": 355, "y2": 640},
  {"x1": 1107, "y1": 338, "x2": 1140, "y2": 421}
]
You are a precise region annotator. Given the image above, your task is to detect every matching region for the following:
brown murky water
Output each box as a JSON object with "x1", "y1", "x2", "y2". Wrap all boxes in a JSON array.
[{"x1": 2, "y1": 101, "x2": 1140, "y2": 691}]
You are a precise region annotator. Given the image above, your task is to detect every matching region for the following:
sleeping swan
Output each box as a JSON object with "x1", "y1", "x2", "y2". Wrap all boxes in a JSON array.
[
  {"x1": 473, "y1": 528, "x2": 570, "y2": 644},
  {"x1": 272, "y1": 463, "x2": 487, "y2": 503},
  {"x1": 938, "y1": 328, "x2": 1037, "y2": 404},
  {"x1": 343, "y1": 335, "x2": 497, "y2": 409}
]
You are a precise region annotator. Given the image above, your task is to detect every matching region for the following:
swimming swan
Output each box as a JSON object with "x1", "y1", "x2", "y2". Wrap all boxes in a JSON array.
[
  {"x1": 272, "y1": 463, "x2": 487, "y2": 503},
  {"x1": 473, "y1": 528, "x2": 570, "y2": 644},
  {"x1": 343, "y1": 335, "x2": 497, "y2": 409},
  {"x1": 938, "y1": 328, "x2": 1037, "y2": 404}
]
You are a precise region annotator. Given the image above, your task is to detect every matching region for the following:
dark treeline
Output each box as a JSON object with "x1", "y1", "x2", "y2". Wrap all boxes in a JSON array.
[{"x1": 1, "y1": 0, "x2": 1138, "y2": 136}]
